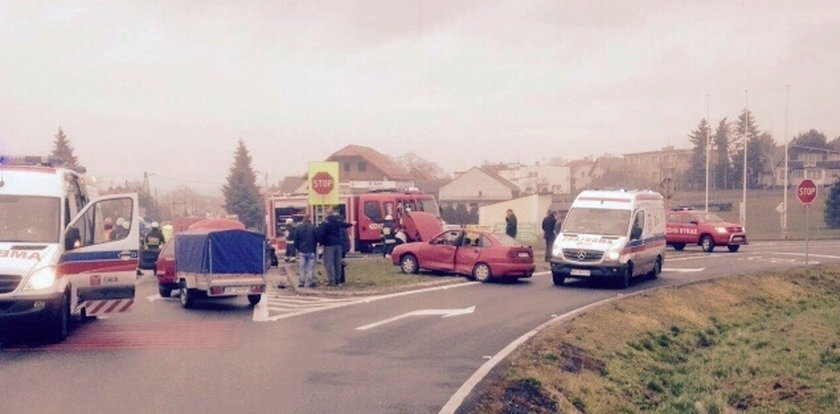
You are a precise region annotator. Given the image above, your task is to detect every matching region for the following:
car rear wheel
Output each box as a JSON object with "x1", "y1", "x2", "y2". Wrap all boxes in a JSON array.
[
  {"x1": 158, "y1": 285, "x2": 173, "y2": 298},
  {"x1": 400, "y1": 254, "x2": 419, "y2": 274},
  {"x1": 552, "y1": 271, "x2": 565, "y2": 286},
  {"x1": 701, "y1": 235, "x2": 715, "y2": 252},
  {"x1": 247, "y1": 294, "x2": 261, "y2": 306},
  {"x1": 180, "y1": 281, "x2": 197, "y2": 309},
  {"x1": 473, "y1": 263, "x2": 492, "y2": 283},
  {"x1": 727, "y1": 245, "x2": 740, "y2": 252},
  {"x1": 672, "y1": 243, "x2": 686, "y2": 251}
]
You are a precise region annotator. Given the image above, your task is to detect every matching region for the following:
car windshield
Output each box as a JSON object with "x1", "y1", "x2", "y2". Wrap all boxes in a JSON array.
[
  {"x1": 418, "y1": 198, "x2": 441, "y2": 217},
  {"x1": 562, "y1": 207, "x2": 630, "y2": 237},
  {"x1": 693, "y1": 212, "x2": 724, "y2": 222},
  {"x1": 0, "y1": 195, "x2": 61, "y2": 243},
  {"x1": 493, "y1": 233, "x2": 520, "y2": 246}
]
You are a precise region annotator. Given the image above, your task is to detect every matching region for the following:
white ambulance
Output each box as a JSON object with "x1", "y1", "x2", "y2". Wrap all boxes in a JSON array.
[
  {"x1": 550, "y1": 190, "x2": 666, "y2": 288},
  {"x1": 0, "y1": 156, "x2": 139, "y2": 342}
]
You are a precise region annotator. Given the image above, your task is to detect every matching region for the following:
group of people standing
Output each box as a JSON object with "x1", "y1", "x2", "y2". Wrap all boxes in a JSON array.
[{"x1": 284, "y1": 209, "x2": 352, "y2": 288}]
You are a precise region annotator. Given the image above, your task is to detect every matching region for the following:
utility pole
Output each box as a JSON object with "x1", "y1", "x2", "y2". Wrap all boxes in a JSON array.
[
  {"x1": 741, "y1": 90, "x2": 749, "y2": 228},
  {"x1": 705, "y1": 93, "x2": 711, "y2": 212},
  {"x1": 782, "y1": 84, "x2": 790, "y2": 239}
]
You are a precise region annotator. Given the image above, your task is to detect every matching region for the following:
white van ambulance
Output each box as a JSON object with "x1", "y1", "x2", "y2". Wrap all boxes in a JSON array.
[
  {"x1": 550, "y1": 190, "x2": 665, "y2": 288},
  {"x1": 0, "y1": 156, "x2": 139, "y2": 342}
]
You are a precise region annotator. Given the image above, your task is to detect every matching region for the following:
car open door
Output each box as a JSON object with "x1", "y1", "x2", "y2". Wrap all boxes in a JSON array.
[{"x1": 58, "y1": 194, "x2": 139, "y2": 317}]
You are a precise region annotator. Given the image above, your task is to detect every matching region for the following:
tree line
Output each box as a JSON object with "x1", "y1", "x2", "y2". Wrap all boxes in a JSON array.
[{"x1": 683, "y1": 109, "x2": 840, "y2": 191}]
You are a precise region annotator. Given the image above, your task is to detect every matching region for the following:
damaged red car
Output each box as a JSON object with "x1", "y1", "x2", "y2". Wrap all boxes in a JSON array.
[{"x1": 391, "y1": 229, "x2": 535, "y2": 282}]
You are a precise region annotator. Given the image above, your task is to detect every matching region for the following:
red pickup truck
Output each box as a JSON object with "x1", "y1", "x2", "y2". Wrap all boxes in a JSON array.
[{"x1": 666, "y1": 209, "x2": 748, "y2": 252}]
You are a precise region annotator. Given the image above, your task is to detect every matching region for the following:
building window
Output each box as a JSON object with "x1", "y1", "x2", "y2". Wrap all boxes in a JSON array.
[
  {"x1": 358, "y1": 162, "x2": 367, "y2": 172},
  {"x1": 344, "y1": 162, "x2": 351, "y2": 172}
]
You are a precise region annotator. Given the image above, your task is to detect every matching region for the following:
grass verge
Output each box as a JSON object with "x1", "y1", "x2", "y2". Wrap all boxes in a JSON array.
[
  {"x1": 282, "y1": 256, "x2": 462, "y2": 292},
  {"x1": 471, "y1": 266, "x2": 840, "y2": 414}
]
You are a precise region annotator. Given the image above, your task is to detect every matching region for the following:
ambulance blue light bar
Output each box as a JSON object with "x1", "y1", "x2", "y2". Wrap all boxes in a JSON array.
[{"x1": 0, "y1": 155, "x2": 65, "y2": 167}]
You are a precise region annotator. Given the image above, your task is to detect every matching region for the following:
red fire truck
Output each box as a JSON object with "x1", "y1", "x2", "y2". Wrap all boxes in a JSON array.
[{"x1": 266, "y1": 190, "x2": 442, "y2": 253}]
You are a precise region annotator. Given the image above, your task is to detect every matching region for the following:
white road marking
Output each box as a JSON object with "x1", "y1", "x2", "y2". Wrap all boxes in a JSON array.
[
  {"x1": 662, "y1": 267, "x2": 706, "y2": 273},
  {"x1": 355, "y1": 306, "x2": 475, "y2": 331},
  {"x1": 439, "y1": 296, "x2": 625, "y2": 414},
  {"x1": 771, "y1": 252, "x2": 840, "y2": 260},
  {"x1": 254, "y1": 281, "x2": 480, "y2": 322}
]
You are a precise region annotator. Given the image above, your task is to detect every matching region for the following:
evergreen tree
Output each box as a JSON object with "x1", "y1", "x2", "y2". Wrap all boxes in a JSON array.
[
  {"x1": 686, "y1": 118, "x2": 712, "y2": 190},
  {"x1": 713, "y1": 118, "x2": 733, "y2": 190},
  {"x1": 50, "y1": 127, "x2": 81, "y2": 170},
  {"x1": 221, "y1": 140, "x2": 265, "y2": 231},
  {"x1": 731, "y1": 110, "x2": 775, "y2": 189},
  {"x1": 825, "y1": 178, "x2": 840, "y2": 229}
]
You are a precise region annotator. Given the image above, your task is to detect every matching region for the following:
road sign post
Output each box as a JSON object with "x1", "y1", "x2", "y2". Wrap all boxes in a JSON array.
[{"x1": 796, "y1": 179, "x2": 818, "y2": 272}]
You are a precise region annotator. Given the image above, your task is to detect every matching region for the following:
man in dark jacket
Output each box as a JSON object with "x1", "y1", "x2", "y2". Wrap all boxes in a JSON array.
[
  {"x1": 505, "y1": 209, "x2": 518, "y2": 239},
  {"x1": 541, "y1": 210, "x2": 557, "y2": 262},
  {"x1": 293, "y1": 216, "x2": 318, "y2": 288},
  {"x1": 318, "y1": 209, "x2": 353, "y2": 286}
]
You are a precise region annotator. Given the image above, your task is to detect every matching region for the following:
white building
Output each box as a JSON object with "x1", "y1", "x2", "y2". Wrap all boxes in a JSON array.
[{"x1": 495, "y1": 163, "x2": 572, "y2": 195}]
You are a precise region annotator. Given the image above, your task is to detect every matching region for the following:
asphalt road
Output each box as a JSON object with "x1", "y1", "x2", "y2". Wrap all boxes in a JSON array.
[{"x1": 1, "y1": 240, "x2": 839, "y2": 414}]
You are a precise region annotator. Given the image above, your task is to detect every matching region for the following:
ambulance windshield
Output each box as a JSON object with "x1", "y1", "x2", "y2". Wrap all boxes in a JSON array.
[
  {"x1": 0, "y1": 195, "x2": 61, "y2": 243},
  {"x1": 561, "y1": 207, "x2": 631, "y2": 237}
]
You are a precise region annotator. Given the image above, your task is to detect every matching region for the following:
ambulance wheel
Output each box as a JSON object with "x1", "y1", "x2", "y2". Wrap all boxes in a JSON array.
[
  {"x1": 648, "y1": 256, "x2": 662, "y2": 279},
  {"x1": 701, "y1": 235, "x2": 715, "y2": 252},
  {"x1": 179, "y1": 281, "x2": 196, "y2": 309},
  {"x1": 619, "y1": 264, "x2": 632, "y2": 289},
  {"x1": 552, "y1": 271, "x2": 566, "y2": 286},
  {"x1": 473, "y1": 263, "x2": 492, "y2": 283},
  {"x1": 247, "y1": 294, "x2": 262, "y2": 306},
  {"x1": 672, "y1": 243, "x2": 686, "y2": 251},
  {"x1": 42, "y1": 292, "x2": 69, "y2": 343},
  {"x1": 727, "y1": 245, "x2": 740, "y2": 252},
  {"x1": 400, "y1": 254, "x2": 419, "y2": 274}
]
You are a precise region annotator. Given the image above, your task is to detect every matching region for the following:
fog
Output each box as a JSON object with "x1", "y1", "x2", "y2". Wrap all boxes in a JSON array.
[{"x1": 2, "y1": 0, "x2": 838, "y2": 193}]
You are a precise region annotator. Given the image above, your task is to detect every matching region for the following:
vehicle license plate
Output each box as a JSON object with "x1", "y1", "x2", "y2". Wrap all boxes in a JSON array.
[
  {"x1": 517, "y1": 252, "x2": 530, "y2": 258},
  {"x1": 225, "y1": 286, "x2": 251, "y2": 295},
  {"x1": 570, "y1": 269, "x2": 591, "y2": 277}
]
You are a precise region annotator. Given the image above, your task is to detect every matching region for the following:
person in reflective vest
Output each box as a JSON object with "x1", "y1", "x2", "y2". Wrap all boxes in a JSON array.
[
  {"x1": 381, "y1": 215, "x2": 397, "y2": 257},
  {"x1": 145, "y1": 221, "x2": 165, "y2": 249}
]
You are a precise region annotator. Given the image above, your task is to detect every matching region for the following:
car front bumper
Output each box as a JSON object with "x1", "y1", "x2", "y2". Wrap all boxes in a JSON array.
[
  {"x1": 550, "y1": 261, "x2": 628, "y2": 279},
  {"x1": 0, "y1": 291, "x2": 64, "y2": 326}
]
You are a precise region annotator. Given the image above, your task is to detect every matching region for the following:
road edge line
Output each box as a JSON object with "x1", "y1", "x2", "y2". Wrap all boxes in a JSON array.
[{"x1": 438, "y1": 274, "x2": 725, "y2": 414}]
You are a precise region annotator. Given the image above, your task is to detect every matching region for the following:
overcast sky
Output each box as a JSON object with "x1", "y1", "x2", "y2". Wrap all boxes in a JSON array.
[{"x1": 2, "y1": 1, "x2": 839, "y2": 193}]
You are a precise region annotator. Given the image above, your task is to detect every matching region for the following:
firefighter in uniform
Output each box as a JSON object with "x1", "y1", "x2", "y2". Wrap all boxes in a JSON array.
[{"x1": 381, "y1": 215, "x2": 397, "y2": 257}]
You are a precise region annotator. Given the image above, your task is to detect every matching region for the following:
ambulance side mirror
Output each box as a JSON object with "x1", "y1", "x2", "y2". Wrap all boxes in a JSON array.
[{"x1": 65, "y1": 227, "x2": 81, "y2": 251}]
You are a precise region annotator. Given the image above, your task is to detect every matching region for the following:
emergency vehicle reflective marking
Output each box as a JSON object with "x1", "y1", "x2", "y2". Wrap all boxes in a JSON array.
[
  {"x1": 2, "y1": 321, "x2": 242, "y2": 352},
  {"x1": 75, "y1": 299, "x2": 134, "y2": 315}
]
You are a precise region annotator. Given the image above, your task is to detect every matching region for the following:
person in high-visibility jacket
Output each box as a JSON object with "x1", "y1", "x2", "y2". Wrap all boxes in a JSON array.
[
  {"x1": 145, "y1": 221, "x2": 165, "y2": 250},
  {"x1": 381, "y1": 215, "x2": 397, "y2": 257}
]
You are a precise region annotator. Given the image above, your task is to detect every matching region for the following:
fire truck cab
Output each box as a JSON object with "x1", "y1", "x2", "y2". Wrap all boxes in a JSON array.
[
  {"x1": 266, "y1": 190, "x2": 441, "y2": 253},
  {"x1": 0, "y1": 156, "x2": 139, "y2": 342}
]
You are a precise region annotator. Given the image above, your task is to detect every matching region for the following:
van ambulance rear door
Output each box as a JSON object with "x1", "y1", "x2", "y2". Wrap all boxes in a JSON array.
[{"x1": 58, "y1": 194, "x2": 139, "y2": 317}]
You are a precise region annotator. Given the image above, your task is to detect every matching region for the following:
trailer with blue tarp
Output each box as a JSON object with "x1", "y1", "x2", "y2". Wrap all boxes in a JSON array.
[{"x1": 174, "y1": 228, "x2": 266, "y2": 308}]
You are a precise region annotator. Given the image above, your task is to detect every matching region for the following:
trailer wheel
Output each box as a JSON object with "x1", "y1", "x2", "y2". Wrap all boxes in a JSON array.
[
  {"x1": 247, "y1": 294, "x2": 262, "y2": 306},
  {"x1": 179, "y1": 281, "x2": 196, "y2": 309}
]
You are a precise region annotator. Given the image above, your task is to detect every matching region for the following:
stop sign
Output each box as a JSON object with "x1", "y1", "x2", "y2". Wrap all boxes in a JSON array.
[
  {"x1": 311, "y1": 171, "x2": 334, "y2": 196},
  {"x1": 796, "y1": 179, "x2": 818, "y2": 205}
]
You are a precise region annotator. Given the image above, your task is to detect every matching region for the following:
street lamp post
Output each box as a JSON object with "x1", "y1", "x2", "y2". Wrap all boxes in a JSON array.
[{"x1": 741, "y1": 91, "x2": 749, "y2": 228}]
